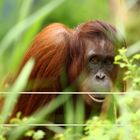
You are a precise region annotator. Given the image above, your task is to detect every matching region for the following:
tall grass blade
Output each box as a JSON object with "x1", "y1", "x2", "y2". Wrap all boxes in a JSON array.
[{"x1": 1, "y1": 59, "x2": 34, "y2": 123}]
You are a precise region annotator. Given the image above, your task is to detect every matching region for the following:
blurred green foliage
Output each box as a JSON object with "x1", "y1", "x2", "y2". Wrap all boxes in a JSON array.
[
  {"x1": 0, "y1": 0, "x2": 110, "y2": 40},
  {"x1": 45, "y1": 0, "x2": 110, "y2": 27}
]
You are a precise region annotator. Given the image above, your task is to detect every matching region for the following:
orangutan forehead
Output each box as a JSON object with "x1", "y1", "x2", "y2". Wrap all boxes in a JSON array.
[{"x1": 85, "y1": 38, "x2": 115, "y2": 56}]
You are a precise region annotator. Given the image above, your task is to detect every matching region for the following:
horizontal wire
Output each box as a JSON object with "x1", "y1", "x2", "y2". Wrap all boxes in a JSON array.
[
  {"x1": 0, "y1": 92, "x2": 139, "y2": 94},
  {"x1": 0, "y1": 123, "x2": 139, "y2": 127}
]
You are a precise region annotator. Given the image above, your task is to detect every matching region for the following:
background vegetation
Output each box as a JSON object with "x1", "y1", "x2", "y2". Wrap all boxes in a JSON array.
[{"x1": 0, "y1": 0, "x2": 140, "y2": 140}]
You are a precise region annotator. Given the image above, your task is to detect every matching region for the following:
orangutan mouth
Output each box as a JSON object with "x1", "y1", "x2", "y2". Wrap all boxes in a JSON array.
[{"x1": 88, "y1": 93, "x2": 105, "y2": 103}]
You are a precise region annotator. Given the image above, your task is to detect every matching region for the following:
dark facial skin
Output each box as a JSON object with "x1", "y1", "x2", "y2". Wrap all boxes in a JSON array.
[{"x1": 81, "y1": 39, "x2": 116, "y2": 102}]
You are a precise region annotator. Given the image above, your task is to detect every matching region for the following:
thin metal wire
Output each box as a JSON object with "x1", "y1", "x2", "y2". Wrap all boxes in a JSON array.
[
  {"x1": 0, "y1": 91, "x2": 139, "y2": 94},
  {"x1": 0, "y1": 123, "x2": 139, "y2": 127}
]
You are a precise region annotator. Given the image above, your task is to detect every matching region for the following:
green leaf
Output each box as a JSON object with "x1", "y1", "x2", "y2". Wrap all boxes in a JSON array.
[
  {"x1": 120, "y1": 63, "x2": 126, "y2": 68},
  {"x1": 119, "y1": 48, "x2": 127, "y2": 54},
  {"x1": 25, "y1": 130, "x2": 34, "y2": 137},
  {"x1": 33, "y1": 130, "x2": 45, "y2": 140},
  {"x1": 115, "y1": 55, "x2": 122, "y2": 61},
  {"x1": 133, "y1": 54, "x2": 140, "y2": 60}
]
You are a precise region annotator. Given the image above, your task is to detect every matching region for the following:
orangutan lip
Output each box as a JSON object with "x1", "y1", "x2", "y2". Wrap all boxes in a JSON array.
[{"x1": 88, "y1": 94, "x2": 105, "y2": 103}]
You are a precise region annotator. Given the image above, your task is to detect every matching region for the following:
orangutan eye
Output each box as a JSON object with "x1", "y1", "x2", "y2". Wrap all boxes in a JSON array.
[
  {"x1": 104, "y1": 58, "x2": 114, "y2": 65},
  {"x1": 89, "y1": 55, "x2": 99, "y2": 64}
]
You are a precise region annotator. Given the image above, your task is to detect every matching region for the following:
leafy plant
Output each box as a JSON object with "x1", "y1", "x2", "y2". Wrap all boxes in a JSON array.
[{"x1": 115, "y1": 48, "x2": 140, "y2": 90}]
